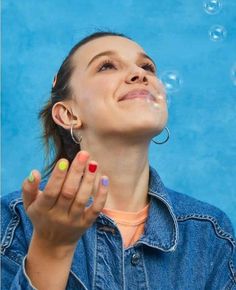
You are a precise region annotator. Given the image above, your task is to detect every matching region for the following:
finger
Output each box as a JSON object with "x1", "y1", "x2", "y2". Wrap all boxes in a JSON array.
[
  {"x1": 22, "y1": 170, "x2": 41, "y2": 210},
  {"x1": 69, "y1": 161, "x2": 98, "y2": 217},
  {"x1": 83, "y1": 176, "x2": 109, "y2": 225},
  {"x1": 37, "y1": 158, "x2": 69, "y2": 210},
  {"x1": 55, "y1": 151, "x2": 90, "y2": 212}
]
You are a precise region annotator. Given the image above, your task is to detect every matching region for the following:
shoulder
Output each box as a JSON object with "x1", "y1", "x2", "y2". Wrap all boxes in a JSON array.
[
  {"x1": 164, "y1": 187, "x2": 236, "y2": 288},
  {"x1": 166, "y1": 187, "x2": 236, "y2": 241},
  {"x1": 1, "y1": 189, "x2": 26, "y2": 237}
]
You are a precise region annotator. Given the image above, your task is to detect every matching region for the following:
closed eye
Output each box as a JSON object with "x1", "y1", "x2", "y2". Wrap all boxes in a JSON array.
[
  {"x1": 141, "y1": 63, "x2": 156, "y2": 74},
  {"x1": 97, "y1": 59, "x2": 156, "y2": 74},
  {"x1": 97, "y1": 60, "x2": 117, "y2": 72}
]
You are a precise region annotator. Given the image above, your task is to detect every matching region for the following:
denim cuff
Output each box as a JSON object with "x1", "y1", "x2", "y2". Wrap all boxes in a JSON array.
[{"x1": 14, "y1": 255, "x2": 37, "y2": 290}]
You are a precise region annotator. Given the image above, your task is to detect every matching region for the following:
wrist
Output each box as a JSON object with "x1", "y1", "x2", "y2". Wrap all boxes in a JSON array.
[{"x1": 30, "y1": 231, "x2": 77, "y2": 260}]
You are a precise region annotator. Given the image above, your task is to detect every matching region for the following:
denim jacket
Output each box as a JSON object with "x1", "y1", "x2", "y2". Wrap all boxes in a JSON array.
[{"x1": 1, "y1": 166, "x2": 236, "y2": 290}]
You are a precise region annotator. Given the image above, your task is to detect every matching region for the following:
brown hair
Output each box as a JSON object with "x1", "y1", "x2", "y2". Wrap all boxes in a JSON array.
[{"x1": 39, "y1": 31, "x2": 131, "y2": 179}]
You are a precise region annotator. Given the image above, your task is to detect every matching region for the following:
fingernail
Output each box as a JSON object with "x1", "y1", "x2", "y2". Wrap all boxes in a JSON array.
[
  {"x1": 28, "y1": 171, "x2": 35, "y2": 183},
  {"x1": 88, "y1": 163, "x2": 97, "y2": 173},
  {"x1": 101, "y1": 177, "x2": 109, "y2": 187},
  {"x1": 77, "y1": 151, "x2": 89, "y2": 162},
  {"x1": 58, "y1": 160, "x2": 69, "y2": 171}
]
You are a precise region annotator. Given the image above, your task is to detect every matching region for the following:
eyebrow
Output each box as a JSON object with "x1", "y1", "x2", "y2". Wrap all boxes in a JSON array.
[{"x1": 86, "y1": 50, "x2": 156, "y2": 70}]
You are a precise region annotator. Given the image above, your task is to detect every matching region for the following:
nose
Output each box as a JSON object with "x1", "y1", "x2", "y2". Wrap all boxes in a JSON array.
[{"x1": 125, "y1": 66, "x2": 148, "y2": 85}]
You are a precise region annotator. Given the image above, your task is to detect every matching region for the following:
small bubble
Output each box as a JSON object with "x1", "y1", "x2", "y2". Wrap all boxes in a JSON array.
[
  {"x1": 203, "y1": 0, "x2": 222, "y2": 15},
  {"x1": 160, "y1": 70, "x2": 182, "y2": 93},
  {"x1": 208, "y1": 25, "x2": 227, "y2": 41},
  {"x1": 230, "y1": 63, "x2": 236, "y2": 86}
]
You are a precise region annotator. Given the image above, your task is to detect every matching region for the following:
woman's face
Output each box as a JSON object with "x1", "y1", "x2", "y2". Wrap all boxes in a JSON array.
[{"x1": 69, "y1": 36, "x2": 168, "y2": 141}]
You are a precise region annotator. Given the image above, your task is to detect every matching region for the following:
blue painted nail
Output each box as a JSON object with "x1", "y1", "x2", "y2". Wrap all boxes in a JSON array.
[{"x1": 101, "y1": 177, "x2": 109, "y2": 186}]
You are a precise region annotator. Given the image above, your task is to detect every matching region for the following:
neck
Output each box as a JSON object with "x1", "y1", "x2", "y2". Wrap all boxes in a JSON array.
[{"x1": 81, "y1": 136, "x2": 151, "y2": 212}]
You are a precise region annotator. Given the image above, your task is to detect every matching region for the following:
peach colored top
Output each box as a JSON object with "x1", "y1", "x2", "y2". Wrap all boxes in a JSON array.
[{"x1": 102, "y1": 203, "x2": 150, "y2": 248}]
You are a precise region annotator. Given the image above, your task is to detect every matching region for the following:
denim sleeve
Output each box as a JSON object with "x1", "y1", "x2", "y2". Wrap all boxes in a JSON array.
[
  {"x1": 1, "y1": 255, "x2": 36, "y2": 290},
  {"x1": 1, "y1": 193, "x2": 88, "y2": 290},
  {"x1": 1, "y1": 254, "x2": 87, "y2": 290}
]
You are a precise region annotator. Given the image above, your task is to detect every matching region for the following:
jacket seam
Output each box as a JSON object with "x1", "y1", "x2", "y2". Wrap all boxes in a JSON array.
[
  {"x1": 224, "y1": 274, "x2": 235, "y2": 290},
  {"x1": 1, "y1": 251, "x2": 21, "y2": 266},
  {"x1": 176, "y1": 214, "x2": 236, "y2": 247},
  {"x1": 147, "y1": 191, "x2": 179, "y2": 251},
  {"x1": 70, "y1": 270, "x2": 88, "y2": 290},
  {"x1": 229, "y1": 259, "x2": 236, "y2": 283},
  {"x1": 140, "y1": 245, "x2": 150, "y2": 289},
  {"x1": 92, "y1": 226, "x2": 98, "y2": 290},
  {"x1": 1, "y1": 198, "x2": 22, "y2": 254},
  {"x1": 177, "y1": 215, "x2": 236, "y2": 287},
  {"x1": 122, "y1": 243, "x2": 125, "y2": 290}
]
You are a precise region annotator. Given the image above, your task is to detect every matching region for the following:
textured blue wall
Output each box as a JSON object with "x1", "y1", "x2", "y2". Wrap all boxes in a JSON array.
[{"x1": 2, "y1": 0, "x2": 236, "y2": 230}]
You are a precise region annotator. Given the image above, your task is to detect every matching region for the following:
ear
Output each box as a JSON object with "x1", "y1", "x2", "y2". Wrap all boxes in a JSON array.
[{"x1": 52, "y1": 101, "x2": 82, "y2": 130}]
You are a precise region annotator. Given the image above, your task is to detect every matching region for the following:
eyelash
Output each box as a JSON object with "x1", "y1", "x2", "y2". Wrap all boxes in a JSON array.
[
  {"x1": 97, "y1": 59, "x2": 156, "y2": 74},
  {"x1": 97, "y1": 60, "x2": 116, "y2": 72},
  {"x1": 141, "y1": 63, "x2": 156, "y2": 74}
]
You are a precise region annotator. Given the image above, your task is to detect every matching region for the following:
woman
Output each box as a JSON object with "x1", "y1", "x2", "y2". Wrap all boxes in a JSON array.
[{"x1": 1, "y1": 31, "x2": 236, "y2": 290}]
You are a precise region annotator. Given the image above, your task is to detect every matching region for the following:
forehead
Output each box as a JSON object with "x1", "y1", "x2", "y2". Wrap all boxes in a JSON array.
[{"x1": 72, "y1": 36, "x2": 145, "y2": 67}]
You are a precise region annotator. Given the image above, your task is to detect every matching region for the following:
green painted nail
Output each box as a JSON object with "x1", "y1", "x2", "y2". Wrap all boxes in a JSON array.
[
  {"x1": 58, "y1": 160, "x2": 68, "y2": 171},
  {"x1": 28, "y1": 171, "x2": 35, "y2": 183}
]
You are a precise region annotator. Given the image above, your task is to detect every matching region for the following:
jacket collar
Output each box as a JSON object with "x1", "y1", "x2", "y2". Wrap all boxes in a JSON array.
[
  {"x1": 97, "y1": 165, "x2": 179, "y2": 252},
  {"x1": 137, "y1": 165, "x2": 179, "y2": 252}
]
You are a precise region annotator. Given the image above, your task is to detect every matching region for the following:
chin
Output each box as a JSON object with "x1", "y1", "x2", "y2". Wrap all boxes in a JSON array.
[{"x1": 121, "y1": 120, "x2": 166, "y2": 138}]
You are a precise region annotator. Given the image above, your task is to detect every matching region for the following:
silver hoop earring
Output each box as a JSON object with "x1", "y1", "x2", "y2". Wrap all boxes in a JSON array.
[
  {"x1": 70, "y1": 123, "x2": 82, "y2": 145},
  {"x1": 151, "y1": 127, "x2": 170, "y2": 145}
]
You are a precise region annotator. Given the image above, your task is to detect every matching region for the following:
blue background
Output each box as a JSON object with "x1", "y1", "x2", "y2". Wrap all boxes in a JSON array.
[{"x1": 1, "y1": 0, "x2": 236, "y2": 231}]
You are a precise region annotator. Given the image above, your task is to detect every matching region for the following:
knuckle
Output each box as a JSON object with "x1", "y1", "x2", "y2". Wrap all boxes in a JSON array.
[
  {"x1": 84, "y1": 174, "x2": 95, "y2": 185},
  {"x1": 97, "y1": 187, "x2": 107, "y2": 197},
  {"x1": 74, "y1": 198, "x2": 86, "y2": 208},
  {"x1": 22, "y1": 186, "x2": 30, "y2": 196},
  {"x1": 43, "y1": 190, "x2": 57, "y2": 200},
  {"x1": 61, "y1": 187, "x2": 75, "y2": 199},
  {"x1": 22, "y1": 179, "x2": 32, "y2": 192}
]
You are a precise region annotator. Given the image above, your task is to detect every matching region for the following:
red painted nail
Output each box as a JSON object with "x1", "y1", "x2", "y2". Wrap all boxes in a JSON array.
[{"x1": 88, "y1": 163, "x2": 97, "y2": 173}]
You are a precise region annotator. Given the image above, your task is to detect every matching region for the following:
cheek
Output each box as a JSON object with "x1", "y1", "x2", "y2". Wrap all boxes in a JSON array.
[
  {"x1": 83, "y1": 75, "x2": 118, "y2": 98},
  {"x1": 92, "y1": 76, "x2": 119, "y2": 95},
  {"x1": 74, "y1": 79, "x2": 115, "y2": 119}
]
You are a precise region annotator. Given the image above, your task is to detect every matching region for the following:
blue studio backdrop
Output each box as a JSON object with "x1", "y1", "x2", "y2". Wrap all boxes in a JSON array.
[{"x1": 1, "y1": 0, "x2": 236, "y2": 231}]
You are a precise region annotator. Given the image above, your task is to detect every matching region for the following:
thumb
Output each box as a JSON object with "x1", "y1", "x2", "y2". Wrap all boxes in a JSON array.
[{"x1": 22, "y1": 170, "x2": 41, "y2": 210}]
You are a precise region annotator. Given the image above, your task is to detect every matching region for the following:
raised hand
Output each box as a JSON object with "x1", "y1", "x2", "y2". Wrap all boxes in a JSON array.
[{"x1": 22, "y1": 150, "x2": 109, "y2": 248}]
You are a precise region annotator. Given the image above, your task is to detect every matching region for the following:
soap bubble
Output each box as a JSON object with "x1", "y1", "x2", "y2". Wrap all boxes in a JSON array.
[
  {"x1": 230, "y1": 64, "x2": 236, "y2": 85},
  {"x1": 208, "y1": 25, "x2": 227, "y2": 41},
  {"x1": 160, "y1": 70, "x2": 182, "y2": 93},
  {"x1": 203, "y1": 0, "x2": 222, "y2": 15}
]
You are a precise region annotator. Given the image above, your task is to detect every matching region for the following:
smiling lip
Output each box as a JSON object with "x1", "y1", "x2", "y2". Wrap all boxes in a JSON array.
[{"x1": 118, "y1": 89, "x2": 156, "y2": 102}]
